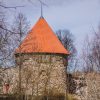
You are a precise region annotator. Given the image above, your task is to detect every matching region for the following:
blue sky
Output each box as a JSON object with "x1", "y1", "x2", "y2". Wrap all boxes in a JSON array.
[{"x1": 3, "y1": 0, "x2": 100, "y2": 55}]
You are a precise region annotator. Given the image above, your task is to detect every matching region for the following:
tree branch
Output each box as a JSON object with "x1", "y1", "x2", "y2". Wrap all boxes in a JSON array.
[
  {"x1": 0, "y1": 25, "x2": 17, "y2": 34},
  {"x1": 0, "y1": 4, "x2": 24, "y2": 9}
]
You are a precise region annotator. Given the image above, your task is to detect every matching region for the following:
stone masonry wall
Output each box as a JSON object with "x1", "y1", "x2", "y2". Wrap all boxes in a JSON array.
[{"x1": 14, "y1": 53, "x2": 67, "y2": 95}]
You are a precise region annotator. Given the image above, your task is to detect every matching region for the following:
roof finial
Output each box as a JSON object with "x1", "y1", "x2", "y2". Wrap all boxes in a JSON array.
[
  {"x1": 38, "y1": 0, "x2": 48, "y2": 18},
  {"x1": 41, "y1": 2, "x2": 43, "y2": 17}
]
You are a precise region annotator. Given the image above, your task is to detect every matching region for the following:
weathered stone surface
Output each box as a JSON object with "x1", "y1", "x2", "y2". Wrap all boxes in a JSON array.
[
  {"x1": 3, "y1": 53, "x2": 67, "y2": 95},
  {"x1": 72, "y1": 72, "x2": 100, "y2": 100}
]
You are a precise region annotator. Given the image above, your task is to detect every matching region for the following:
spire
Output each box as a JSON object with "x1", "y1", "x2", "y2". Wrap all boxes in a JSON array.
[
  {"x1": 40, "y1": 2, "x2": 43, "y2": 18},
  {"x1": 39, "y1": 0, "x2": 48, "y2": 18}
]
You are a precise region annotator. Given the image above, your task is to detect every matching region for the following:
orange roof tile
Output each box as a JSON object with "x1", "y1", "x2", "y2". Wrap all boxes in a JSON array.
[{"x1": 15, "y1": 17, "x2": 69, "y2": 54}]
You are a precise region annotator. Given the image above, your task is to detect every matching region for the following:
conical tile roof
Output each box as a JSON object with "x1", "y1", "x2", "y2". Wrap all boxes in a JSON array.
[{"x1": 15, "y1": 17, "x2": 69, "y2": 54}]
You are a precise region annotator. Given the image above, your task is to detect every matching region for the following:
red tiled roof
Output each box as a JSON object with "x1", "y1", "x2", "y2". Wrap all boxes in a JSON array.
[{"x1": 15, "y1": 17, "x2": 69, "y2": 54}]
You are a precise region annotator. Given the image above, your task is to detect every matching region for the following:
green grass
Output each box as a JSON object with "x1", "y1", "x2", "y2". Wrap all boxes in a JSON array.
[{"x1": 67, "y1": 94, "x2": 78, "y2": 100}]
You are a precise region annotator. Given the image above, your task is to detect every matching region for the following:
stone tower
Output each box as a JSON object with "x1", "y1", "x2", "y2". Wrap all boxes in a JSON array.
[{"x1": 15, "y1": 17, "x2": 69, "y2": 95}]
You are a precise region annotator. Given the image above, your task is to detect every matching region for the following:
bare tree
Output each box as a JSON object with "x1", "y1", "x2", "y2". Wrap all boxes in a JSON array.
[
  {"x1": 56, "y1": 29, "x2": 77, "y2": 72},
  {"x1": 56, "y1": 29, "x2": 77, "y2": 100},
  {"x1": 0, "y1": 1, "x2": 25, "y2": 67},
  {"x1": 80, "y1": 25, "x2": 100, "y2": 100},
  {"x1": 11, "y1": 12, "x2": 30, "y2": 99},
  {"x1": 82, "y1": 35, "x2": 94, "y2": 73},
  {"x1": 82, "y1": 26, "x2": 100, "y2": 72},
  {"x1": 0, "y1": 2, "x2": 11, "y2": 67},
  {"x1": 91, "y1": 29, "x2": 100, "y2": 72}
]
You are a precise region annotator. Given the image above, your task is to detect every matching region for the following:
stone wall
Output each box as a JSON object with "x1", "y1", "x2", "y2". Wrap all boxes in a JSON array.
[
  {"x1": 14, "y1": 53, "x2": 67, "y2": 95},
  {"x1": 0, "y1": 67, "x2": 19, "y2": 94},
  {"x1": 71, "y1": 72, "x2": 100, "y2": 100}
]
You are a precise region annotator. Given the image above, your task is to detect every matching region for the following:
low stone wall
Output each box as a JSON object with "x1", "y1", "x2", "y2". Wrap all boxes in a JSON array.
[{"x1": 71, "y1": 72, "x2": 100, "y2": 100}]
